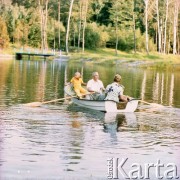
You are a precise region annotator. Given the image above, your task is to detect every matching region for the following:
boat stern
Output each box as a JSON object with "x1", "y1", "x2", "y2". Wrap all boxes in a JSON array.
[{"x1": 124, "y1": 99, "x2": 139, "y2": 112}]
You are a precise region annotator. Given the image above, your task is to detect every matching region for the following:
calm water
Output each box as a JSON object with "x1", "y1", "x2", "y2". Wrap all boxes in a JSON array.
[{"x1": 0, "y1": 59, "x2": 180, "y2": 179}]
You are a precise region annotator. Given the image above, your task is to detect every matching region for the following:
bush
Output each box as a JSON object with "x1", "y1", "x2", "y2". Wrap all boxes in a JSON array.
[
  {"x1": 136, "y1": 29, "x2": 156, "y2": 52},
  {"x1": 85, "y1": 23, "x2": 109, "y2": 49},
  {"x1": 118, "y1": 30, "x2": 134, "y2": 51},
  {"x1": 108, "y1": 27, "x2": 134, "y2": 51},
  {"x1": 47, "y1": 18, "x2": 66, "y2": 49},
  {"x1": 107, "y1": 27, "x2": 156, "y2": 52}
]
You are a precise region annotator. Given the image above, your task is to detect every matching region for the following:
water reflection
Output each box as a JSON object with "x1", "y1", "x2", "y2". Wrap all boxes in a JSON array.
[
  {"x1": 0, "y1": 60, "x2": 68, "y2": 105},
  {"x1": 169, "y1": 73, "x2": 174, "y2": 106},
  {"x1": 0, "y1": 60, "x2": 180, "y2": 107},
  {"x1": 103, "y1": 112, "x2": 161, "y2": 135},
  {"x1": 0, "y1": 59, "x2": 180, "y2": 179},
  {"x1": 61, "y1": 119, "x2": 84, "y2": 172},
  {"x1": 36, "y1": 61, "x2": 46, "y2": 101},
  {"x1": 0, "y1": 103, "x2": 180, "y2": 178},
  {"x1": 160, "y1": 73, "x2": 164, "y2": 104},
  {"x1": 141, "y1": 71, "x2": 146, "y2": 100},
  {"x1": 104, "y1": 113, "x2": 138, "y2": 133},
  {"x1": 153, "y1": 72, "x2": 160, "y2": 101}
]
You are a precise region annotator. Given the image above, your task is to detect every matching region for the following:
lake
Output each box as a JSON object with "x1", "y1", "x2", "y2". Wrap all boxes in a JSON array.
[{"x1": 0, "y1": 59, "x2": 180, "y2": 179}]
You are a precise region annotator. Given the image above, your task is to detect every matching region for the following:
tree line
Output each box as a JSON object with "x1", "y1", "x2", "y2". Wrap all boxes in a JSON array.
[{"x1": 0, "y1": 0, "x2": 179, "y2": 55}]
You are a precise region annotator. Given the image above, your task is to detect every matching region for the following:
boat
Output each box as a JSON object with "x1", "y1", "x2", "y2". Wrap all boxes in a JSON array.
[{"x1": 64, "y1": 85, "x2": 139, "y2": 113}]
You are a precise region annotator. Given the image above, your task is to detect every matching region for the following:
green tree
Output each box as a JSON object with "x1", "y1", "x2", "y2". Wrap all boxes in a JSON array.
[
  {"x1": 109, "y1": 0, "x2": 121, "y2": 55},
  {"x1": 85, "y1": 23, "x2": 109, "y2": 49},
  {"x1": 47, "y1": 17, "x2": 65, "y2": 49},
  {"x1": 0, "y1": 16, "x2": 9, "y2": 48}
]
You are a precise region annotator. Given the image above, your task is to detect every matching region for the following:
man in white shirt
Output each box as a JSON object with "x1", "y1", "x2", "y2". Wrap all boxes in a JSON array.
[{"x1": 86, "y1": 72, "x2": 105, "y2": 100}]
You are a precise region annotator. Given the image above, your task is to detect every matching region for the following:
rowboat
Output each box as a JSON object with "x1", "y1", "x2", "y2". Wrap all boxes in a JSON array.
[{"x1": 64, "y1": 85, "x2": 139, "y2": 113}]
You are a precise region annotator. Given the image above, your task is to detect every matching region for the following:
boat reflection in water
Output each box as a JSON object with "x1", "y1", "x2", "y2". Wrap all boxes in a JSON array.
[
  {"x1": 103, "y1": 113, "x2": 138, "y2": 133},
  {"x1": 103, "y1": 112, "x2": 157, "y2": 134}
]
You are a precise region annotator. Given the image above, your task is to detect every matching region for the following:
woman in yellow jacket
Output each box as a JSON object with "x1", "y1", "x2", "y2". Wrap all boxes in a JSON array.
[{"x1": 70, "y1": 72, "x2": 87, "y2": 98}]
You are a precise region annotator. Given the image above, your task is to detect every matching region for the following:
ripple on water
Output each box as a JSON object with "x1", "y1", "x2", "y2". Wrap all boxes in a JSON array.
[{"x1": 0, "y1": 104, "x2": 180, "y2": 179}]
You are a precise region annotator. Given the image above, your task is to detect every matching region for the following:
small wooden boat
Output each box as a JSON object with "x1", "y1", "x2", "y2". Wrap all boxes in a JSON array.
[{"x1": 64, "y1": 85, "x2": 139, "y2": 113}]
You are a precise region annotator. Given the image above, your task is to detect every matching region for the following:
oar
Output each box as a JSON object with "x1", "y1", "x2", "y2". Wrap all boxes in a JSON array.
[
  {"x1": 139, "y1": 100, "x2": 164, "y2": 108},
  {"x1": 24, "y1": 95, "x2": 77, "y2": 107},
  {"x1": 24, "y1": 92, "x2": 95, "y2": 107}
]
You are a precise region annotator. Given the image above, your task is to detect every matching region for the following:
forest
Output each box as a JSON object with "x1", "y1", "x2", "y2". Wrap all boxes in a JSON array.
[{"x1": 0, "y1": 0, "x2": 179, "y2": 55}]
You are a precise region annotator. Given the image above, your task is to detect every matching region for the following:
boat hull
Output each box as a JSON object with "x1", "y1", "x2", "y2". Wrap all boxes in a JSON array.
[
  {"x1": 64, "y1": 85, "x2": 139, "y2": 112},
  {"x1": 72, "y1": 98, "x2": 139, "y2": 112}
]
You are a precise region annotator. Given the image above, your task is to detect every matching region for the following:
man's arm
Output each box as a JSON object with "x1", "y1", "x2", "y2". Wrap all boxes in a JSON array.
[
  {"x1": 87, "y1": 88, "x2": 94, "y2": 92},
  {"x1": 119, "y1": 95, "x2": 130, "y2": 102},
  {"x1": 87, "y1": 86, "x2": 95, "y2": 92},
  {"x1": 99, "y1": 81, "x2": 105, "y2": 91}
]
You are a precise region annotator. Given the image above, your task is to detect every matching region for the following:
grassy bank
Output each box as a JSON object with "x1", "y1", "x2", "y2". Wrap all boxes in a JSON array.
[
  {"x1": 1, "y1": 45, "x2": 180, "y2": 69},
  {"x1": 69, "y1": 48, "x2": 180, "y2": 69},
  {"x1": 69, "y1": 48, "x2": 180, "y2": 63}
]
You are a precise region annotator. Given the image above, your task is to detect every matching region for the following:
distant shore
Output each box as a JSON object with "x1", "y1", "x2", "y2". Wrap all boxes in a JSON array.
[
  {"x1": 1, "y1": 47, "x2": 180, "y2": 70},
  {"x1": 0, "y1": 54, "x2": 14, "y2": 60},
  {"x1": 69, "y1": 48, "x2": 180, "y2": 70}
]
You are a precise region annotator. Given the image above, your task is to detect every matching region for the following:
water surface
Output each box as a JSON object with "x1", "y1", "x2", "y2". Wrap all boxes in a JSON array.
[{"x1": 0, "y1": 59, "x2": 180, "y2": 179}]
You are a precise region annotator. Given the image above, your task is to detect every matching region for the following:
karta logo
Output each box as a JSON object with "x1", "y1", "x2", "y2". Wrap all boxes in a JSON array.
[{"x1": 107, "y1": 158, "x2": 179, "y2": 179}]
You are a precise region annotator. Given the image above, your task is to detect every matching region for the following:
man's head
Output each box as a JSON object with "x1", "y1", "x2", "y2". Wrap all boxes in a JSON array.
[
  {"x1": 92, "y1": 72, "x2": 99, "y2": 81},
  {"x1": 114, "y1": 74, "x2": 121, "y2": 83},
  {"x1": 74, "y1": 72, "x2": 81, "y2": 79}
]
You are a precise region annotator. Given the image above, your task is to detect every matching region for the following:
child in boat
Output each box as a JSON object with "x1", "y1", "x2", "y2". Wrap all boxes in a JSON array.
[{"x1": 70, "y1": 72, "x2": 87, "y2": 98}]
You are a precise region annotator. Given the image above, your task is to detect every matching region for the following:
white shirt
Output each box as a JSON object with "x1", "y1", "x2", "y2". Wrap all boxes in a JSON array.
[
  {"x1": 105, "y1": 82, "x2": 124, "y2": 102},
  {"x1": 87, "y1": 79, "x2": 104, "y2": 93}
]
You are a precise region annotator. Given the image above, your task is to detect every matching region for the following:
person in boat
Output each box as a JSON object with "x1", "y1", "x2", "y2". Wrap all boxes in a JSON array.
[
  {"x1": 86, "y1": 72, "x2": 105, "y2": 100},
  {"x1": 70, "y1": 72, "x2": 87, "y2": 98},
  {"x1": 105, "y1": 74, "x2": 130, "y2": 102}
]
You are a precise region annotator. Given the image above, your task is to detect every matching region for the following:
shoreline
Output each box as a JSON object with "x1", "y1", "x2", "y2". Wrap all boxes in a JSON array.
[
  {"x1": 68, "y1": 48, "x2": 180, "y2": 70},
  {"x1": 0, "y1": 54, "x2": 15, "y2": 59},
  {"x1": 1, "y1": 48, "x2": 180, "y2": 70},
  {"x1": 78, "y1": 59, "x2": 180, "y2": 70}
]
